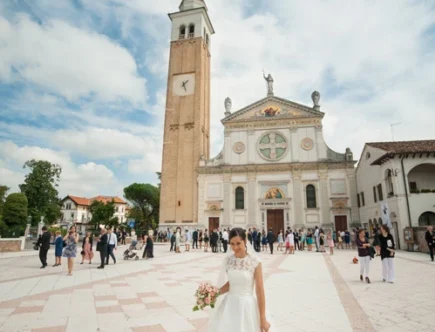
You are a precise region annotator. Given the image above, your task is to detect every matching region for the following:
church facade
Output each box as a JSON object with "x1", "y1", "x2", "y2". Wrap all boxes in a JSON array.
[{"x1": 159, "y1": 0, "x2": 359, "y2": 234}]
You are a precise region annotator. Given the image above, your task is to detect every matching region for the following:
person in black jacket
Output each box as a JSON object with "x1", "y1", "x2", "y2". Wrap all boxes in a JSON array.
[
  {"x1": 425, "y1": 226, "x2": 434, "y2": 262},
  {"x1": 267, "y1": 228, "x2": 275, "y2": 254},
  {"x1": 192, "y1": 229, "x2": 198, "y2": 249},
  {"x1": 36, "y1": 226, "x2": 51, "y2": 268},
  {"x1": 97, "y1": 228, "x2": 108, "y2": 269},
  {"x1": 379, "y1": 224, "x2": 395, "y2": 283}
]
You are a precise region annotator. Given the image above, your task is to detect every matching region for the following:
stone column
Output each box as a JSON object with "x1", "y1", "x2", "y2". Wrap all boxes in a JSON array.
[
  {"x1": 248, "y1": 172, "x2": 257, "y2": 226},
  {"x1": 347, "y1": 168, "x2": 359, "y2": 226},
  {"x1": 223, "y1": 173, "x2": 232, "y2": 226},
  {"x1": 319, "y1": 168, "x2": 330, "y2": 226},
  {"x1": 292, "y1": 168, "x2": 303, "y2": 226},
  {"x1": 197, "y1": 174, "x2": 206, "y2": 228}
]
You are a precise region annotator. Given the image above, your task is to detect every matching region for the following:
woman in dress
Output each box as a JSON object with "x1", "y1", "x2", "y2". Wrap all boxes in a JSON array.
[
  {"x1": 145, "y1": 230, "x2": 154, "y2": 259},
  {"x1": 319, "y1": 230, "x2": 325, "y2": 252},
  {"x1": 80, "y1": 232, "x2": 93, "y2": 264},
  {"x1": 327, "y1": 231, "x2": 334, "y2": 255},
  {"x1": 356, "y1": 229, "x2": 371, "y2": 283},
  {"x1": 204, "y1": 229, "x2": 209, "y2": 252},
  {"x1": 199, "y1": 230, "x2": 203, "y2": 250},
  {"x1": 288, "y1": 230, "x2": 295, "y2": 254},
  {"x1": 277, "y1": 231, "x2": 283, "y2": 252},
  {"x1": 63, "y1": 226, "x2": 79, "y2": 276},
  {"x1": 306, "y1": 230, "x2": 313, "y2": 251},
  {"x1": 261, "y1": 230, "x2": 267, "y2": 251},
  {"x1": 209, "y1": 228, "x2": 272, "y2": 332},
  {"x1": 380, "y1": 225, "x2": 395, "y2": 283},
  {"x1": 175, "y1": 227, "x2": 181, "y2": 253}
]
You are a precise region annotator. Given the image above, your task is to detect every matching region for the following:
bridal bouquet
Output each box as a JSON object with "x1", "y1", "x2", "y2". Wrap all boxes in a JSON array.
[{"x1": 193, "y1": 283, "x2": 220, "y2": 311}]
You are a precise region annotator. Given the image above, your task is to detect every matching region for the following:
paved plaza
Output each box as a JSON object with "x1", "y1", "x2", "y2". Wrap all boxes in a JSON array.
[{"x1": 0, "y1": 245, "x2": 433, "y2": 332}]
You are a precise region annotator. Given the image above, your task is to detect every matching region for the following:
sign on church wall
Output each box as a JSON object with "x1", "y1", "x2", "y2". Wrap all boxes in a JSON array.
[
  {"x1": 330, "y1": 179, "x2": 346, "y2": 195},
  {"x1": 207, "y1": 183, "x2": 222, "y2": 199}
]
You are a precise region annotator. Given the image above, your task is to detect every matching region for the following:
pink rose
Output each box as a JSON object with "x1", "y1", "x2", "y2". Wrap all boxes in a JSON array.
[{"x1": 205, "y1": 298, "x2": 210, "y2": 305}]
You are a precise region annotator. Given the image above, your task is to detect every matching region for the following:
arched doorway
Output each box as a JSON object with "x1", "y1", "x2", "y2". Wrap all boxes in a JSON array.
[
  {"x1": 418, "y1": 212, "x2": 435, "y2": 226},
  {"x1": 408, "y1": 163, "x2": 435, "y2": 193}
]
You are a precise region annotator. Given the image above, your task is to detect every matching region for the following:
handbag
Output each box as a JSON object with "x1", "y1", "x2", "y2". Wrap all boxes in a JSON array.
[
  {"x1": 33, "y1": 244, "x2": 40, "y2": 251},
  {"x1": 63, "y1": 241, "x2": 67, "y2": 248},
  {"x1": 80, "y1": 250, "x2": 85, "y2": 256}
]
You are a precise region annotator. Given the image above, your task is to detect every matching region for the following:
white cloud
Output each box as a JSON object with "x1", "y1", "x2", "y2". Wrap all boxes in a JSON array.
[
  {"x1": 0, "y1": 141, "x2": 120, "y2": 197},
  {"x1": 0, "y1": 15, "x2": 147, "y2": 106},
  {"x1": 51, "y1": 127, "x2": 160, "y2": 159}
]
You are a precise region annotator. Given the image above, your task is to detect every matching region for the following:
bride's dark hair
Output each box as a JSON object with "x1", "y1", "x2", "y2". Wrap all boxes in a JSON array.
[{"x1": 229, "y1": 228, "x2": 246, "y2": 241}]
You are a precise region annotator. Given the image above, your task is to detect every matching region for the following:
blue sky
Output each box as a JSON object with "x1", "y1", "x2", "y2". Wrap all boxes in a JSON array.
[{"x1": 1, "y1": 0, "x2": 435, "y2": 198}]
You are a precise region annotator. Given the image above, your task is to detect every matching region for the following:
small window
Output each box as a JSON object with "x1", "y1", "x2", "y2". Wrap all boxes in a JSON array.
[
  {"x1": 366, "y1": 152, "x2": 371, "y2": 159},
  {"x1": 71, "y1": 213, "x2": 74, "y2": 218},
  {"x1": 377, "y1": 184, "x2": 383, "y2": 201},
  {"x1": 179, "y1": 25, "x2": 186, "y2": 39},
  {"x1": 121, "y1": 216, "x2": 124, "y2": 223},
  {"x1": 206, "y1": 34, "x2": 209, "y2": 45},
  {"x1": 306, "y1": 185, "x2": 316, "y2": 208},
  {"x1": 235, "y1": 187, "x2": 244, "y2": 209},
  {"x1": 361, "y1": 192, "x2": 365, "y2": 206},
  {"x1": 115, "y1": 207, "x2": 119, "y2": 212},
  {"x1": 188, "y1": 24, "x2": 195, "y2": 38},
  {"x1": 373, "y1": 186, "x2": 377, "y2": 203},
  {"x1": 409, "y1": 181, "x2": 417, "y2": 191},
  {"x1": 66, "y1": 203, "x2": 71, "y2": 210}
]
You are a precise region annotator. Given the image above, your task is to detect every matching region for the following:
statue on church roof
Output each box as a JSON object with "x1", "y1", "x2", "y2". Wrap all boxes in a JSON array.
[
  {"x1": 311, "y1": 91, "x2": 320, "y2": 111},
  {"x1": 224, "y1": 97, "x2": 232, "y2": 117},
  {"x1": 263, "y1": 72, "x2": 274, "y2": 97}
]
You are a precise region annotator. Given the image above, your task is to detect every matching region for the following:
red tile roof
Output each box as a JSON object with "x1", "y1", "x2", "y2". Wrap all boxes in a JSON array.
[
  {"x1": 368, "y1": 140, "x2": 435, "y2": 165},
  {"x1": 367, "y1": 140, "x2": 435, "y2": 154},
  {"x1": 63, "y1": 195, "x2": 127, "y2": 206},
  {"x1": 66, "y1": 195, "x2": 90, "y2": 206}
]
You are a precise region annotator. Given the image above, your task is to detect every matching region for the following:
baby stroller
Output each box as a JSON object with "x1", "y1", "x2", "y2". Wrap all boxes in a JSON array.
[{"x1": 123, "y1": 240, "x2": 142, "y2": 260}]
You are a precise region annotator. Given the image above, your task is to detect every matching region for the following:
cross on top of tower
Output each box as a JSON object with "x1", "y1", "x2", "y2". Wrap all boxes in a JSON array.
[{"x1": 179, "y1": 0, "x2": 208, "y2": 11}]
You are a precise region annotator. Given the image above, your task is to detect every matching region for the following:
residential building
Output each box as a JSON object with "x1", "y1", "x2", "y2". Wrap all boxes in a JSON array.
[
  {"x1": 60, "y1": 195, "x2": 128, "y2": 232},
  {"x1": 356, "y1": 140, "x2": 435, "y2": 249}
]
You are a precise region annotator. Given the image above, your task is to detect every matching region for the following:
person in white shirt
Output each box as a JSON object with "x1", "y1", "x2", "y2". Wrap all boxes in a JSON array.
[
  {"x1": 106, "y1": 228, "x2": 118, "y2": 265},
  {"x1": 222, "y1": 229, "x2": 229, "y2": 253},
  {"x1": 288, "y1": 230, "x2": 295, "y2": 254},
  {"x1": 185, "y1": 229, "x2": 191, "y2": 252}
]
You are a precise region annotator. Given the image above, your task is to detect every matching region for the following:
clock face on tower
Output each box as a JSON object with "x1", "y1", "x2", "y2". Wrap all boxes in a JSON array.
[{"x1": 172, "y1": 73, "x2": 195, "y2": 96}]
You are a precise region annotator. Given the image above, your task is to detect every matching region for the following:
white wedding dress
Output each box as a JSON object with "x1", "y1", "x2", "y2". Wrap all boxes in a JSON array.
[{"x1": 208, "y1": 254, "x2": 271, "y2": 332}]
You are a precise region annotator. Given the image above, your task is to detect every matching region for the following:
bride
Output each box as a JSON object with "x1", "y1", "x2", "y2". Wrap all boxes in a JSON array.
[{"x1": 208, "y1": 228, "x2": 273, "y2": 332}]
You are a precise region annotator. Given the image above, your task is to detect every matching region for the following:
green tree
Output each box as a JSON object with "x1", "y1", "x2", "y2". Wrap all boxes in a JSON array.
[
  {"x1": 0, "y1": 185, "x2": 9, "y2": 216},
  {"x1": 89, "y1": 200, "x2": 119, "y2": 229},
  {"x1": 123, "y1": 183, "x2": 159, "y2": 231},
  {"x1": 3, "y1": 193, "x2": 28, "y2": 229},
  {"x1": 19, "y1": 160, "x2": 62, "y2": 225}
]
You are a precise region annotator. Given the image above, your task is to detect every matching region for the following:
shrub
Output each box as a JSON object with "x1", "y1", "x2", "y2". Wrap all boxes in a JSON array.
[
  {"x1": 410, "y1": 189, "x2": 420, "y2": 194},
  {"x1": 421, "y1": 189, "x2": 432, "y2": 193}
]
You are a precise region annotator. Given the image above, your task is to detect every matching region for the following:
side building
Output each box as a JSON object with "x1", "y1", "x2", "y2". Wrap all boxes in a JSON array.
[
  {"x1": 356, "y1": 140, "x2": 435, "y2": 250},
  {"x1": 60, "y1": 195, "x2": 129, "y2": 232}
]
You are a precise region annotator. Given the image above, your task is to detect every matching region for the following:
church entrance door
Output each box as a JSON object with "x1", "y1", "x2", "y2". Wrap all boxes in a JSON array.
[
  {"x1": 334, "y1": 215, "x2": 348, "y2": 232},
  {"x1": 267, "y1": 210, "x2": 284, "y2": 238},
  {"x1": 208, "y1": 217, "x2": 219, "y2": 232}
]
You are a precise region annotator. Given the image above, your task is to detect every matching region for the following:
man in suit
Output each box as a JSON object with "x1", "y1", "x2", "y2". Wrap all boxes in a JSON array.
[
  {"x1": 97, "y1": 228, "x2": 108, "y2": 269},
  {"x1": 222, "y1": 228, "x2": 229, "y2": 253},
  {"x1": 37, "y1": 226, "x2": 51, "y2": 268},
  {"x1": 192, "y1": 229, "x2": 198, "y2": 249},
  {"x1": 252, "y1": 228, "x2": 258, "y2": 252},
  {"x1": 267, "y1": 228, "x2": 275, "y2": 254},
  {"x1": 106, "y1": 228, "x2": 117, "y2": 265},
  {"x1": 425, "y1": 226, "x2": 434, "y2": 262}
]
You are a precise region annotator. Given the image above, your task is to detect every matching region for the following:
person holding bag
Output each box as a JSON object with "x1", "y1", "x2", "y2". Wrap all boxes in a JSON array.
[
  {"x1": 379, "y1": 225, "x2": 395, "y2": 283},
  {"x1": 80, "y1": 232, "x2": 94, "y2": 265}
]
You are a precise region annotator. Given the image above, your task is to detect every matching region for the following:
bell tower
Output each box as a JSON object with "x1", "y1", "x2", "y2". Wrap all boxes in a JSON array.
[{"x1": 159, "y1": 0, "x2": 214, "y2": 225}]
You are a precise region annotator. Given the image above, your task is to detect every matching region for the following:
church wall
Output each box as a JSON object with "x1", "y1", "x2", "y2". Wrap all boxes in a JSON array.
[{"x1": 293, "y1": 127, "x2": 318, "y2": 162}]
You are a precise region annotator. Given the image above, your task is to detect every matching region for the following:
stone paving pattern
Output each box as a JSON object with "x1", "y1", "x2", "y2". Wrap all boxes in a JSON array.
[{"x1": 0, "y1": 245, "x2": 433, "y2": 331}]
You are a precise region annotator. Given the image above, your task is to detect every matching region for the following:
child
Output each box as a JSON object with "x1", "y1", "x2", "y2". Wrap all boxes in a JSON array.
[
  {"x1": 53, "y1": 231, "x2": 63, "y2": 267},
  {"x1": 327, "y1": 231, "x2": 334, "y2": 255}
]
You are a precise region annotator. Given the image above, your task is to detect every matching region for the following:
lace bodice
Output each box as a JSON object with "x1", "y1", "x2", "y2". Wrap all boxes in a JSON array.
[
  {"x1": 226, "y1": 254, "x2": 261, "y2": 296},
  {"x1": 226, "y1": 254, "x2": 261, "y2": 274}
]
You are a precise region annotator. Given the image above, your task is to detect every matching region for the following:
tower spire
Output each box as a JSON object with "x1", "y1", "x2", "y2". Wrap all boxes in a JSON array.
[{"x1": 179, "y1": 0, "x2": 207, "y2": 11}]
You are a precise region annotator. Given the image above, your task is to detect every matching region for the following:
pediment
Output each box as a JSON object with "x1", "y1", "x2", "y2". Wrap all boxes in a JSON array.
[{"x1": 222, "y1": 96, "x2": 324, "y2": 124}]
